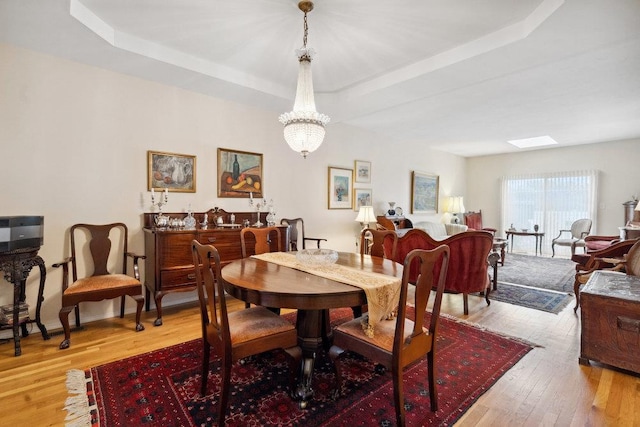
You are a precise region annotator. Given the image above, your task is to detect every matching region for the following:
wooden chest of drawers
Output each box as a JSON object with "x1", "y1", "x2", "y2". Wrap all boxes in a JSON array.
[
  {"x1": 580, "y1": 271, "x2": 640, "y2": 374},
  {"x1": 143, "y1": 209, "x2": 287, "y2": 326}
]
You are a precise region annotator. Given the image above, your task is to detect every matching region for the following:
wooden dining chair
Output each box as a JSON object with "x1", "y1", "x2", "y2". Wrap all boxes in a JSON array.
[
  {"x1": 360, "y1": 227, "x2": 398, "y2": 258},
  {"x1": 191, "y1": 240, "x2": 302, "y2": 426},
  {"x1": 240, "y1": 226, "x2": 283, "y2": 257},
  {"x1": 280, "y1": 218, "x2": 327, "y2": 251},
  {"x1": 329, "y1": 245, "x2": 450, "y2": 426},
  {"x1": 53, "y1": 223, "x2": 145, "y2": 349},
  {"x1": 353, "y1": 228, "x2": 399, "y2": 317}
]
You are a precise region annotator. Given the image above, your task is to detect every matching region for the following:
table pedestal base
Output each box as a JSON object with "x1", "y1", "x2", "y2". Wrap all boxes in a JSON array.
[{"x1": 293, "y1": 309, "x2": 332, "y2": 407}]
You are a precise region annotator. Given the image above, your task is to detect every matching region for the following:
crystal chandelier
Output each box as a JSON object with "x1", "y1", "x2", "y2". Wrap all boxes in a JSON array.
[{"x1": 279, "y1": 0, "x2": 330, "y2": 159}]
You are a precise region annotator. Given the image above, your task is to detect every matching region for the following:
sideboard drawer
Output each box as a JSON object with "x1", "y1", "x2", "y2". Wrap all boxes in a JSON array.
[
  {"x1": 198, "y1": 230, "x2": 243, "y2": 260},
  {"x1": 160, "y1": 268, "x2": 197, "y2": 290}
]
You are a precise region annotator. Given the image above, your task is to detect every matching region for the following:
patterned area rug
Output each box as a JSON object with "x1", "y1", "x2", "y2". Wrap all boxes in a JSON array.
[
  {"x1": 498, "y1": 253, "x2": 575, "y2": 292},
  {"x1": 65, "y1": 308, "x2": 533, "y2": 426},
  {"x1": 490, "y1": 253, "x2": 575, "y2": 313},
  {"x1": 490, "y1": 283, "x2": 572, "y2": 314}
]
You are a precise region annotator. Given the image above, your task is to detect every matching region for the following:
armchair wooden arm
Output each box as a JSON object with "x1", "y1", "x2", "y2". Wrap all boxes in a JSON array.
[
  {"x1": 126, "y1": 252, "x2": 146, "y2": 281},
  {"x1": 52, "y1": 257, "x2": 73, "y2": 292},
  {"x1": 553, "y1": 229, "x2": 571, "y2": 239},
  {"x1": 303, "y1": 237, "x2": 327, "y2": 249},
  {"x1": 280, "y1": 217, "x2": 327, "y2": 251}
]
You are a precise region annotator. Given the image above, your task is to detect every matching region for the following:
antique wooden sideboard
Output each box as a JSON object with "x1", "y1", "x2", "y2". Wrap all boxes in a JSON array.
[{"x1": 142, "y1": 208, "x2": 288, "y2": 326}]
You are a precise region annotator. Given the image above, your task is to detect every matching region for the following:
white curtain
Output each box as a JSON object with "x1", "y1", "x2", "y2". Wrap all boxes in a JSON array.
[{"x1": 500, "y1": 170, "x2": 599, "y2": 256}]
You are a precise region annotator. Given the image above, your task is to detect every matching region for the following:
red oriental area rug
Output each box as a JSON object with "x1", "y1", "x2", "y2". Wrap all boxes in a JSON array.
[{"x1": 65, "y1": 308, "x2": 533, "y2": 426}]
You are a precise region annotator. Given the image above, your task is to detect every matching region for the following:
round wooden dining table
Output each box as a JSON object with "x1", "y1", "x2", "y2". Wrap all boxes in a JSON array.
[{"x1": 220, "y1": 251, "x2": 403, "y2": 406}]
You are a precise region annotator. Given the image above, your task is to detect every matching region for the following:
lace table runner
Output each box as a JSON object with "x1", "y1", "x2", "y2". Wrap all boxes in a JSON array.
[{"x1": 252, "y1": 252, "x2": 401, "y2": 337}]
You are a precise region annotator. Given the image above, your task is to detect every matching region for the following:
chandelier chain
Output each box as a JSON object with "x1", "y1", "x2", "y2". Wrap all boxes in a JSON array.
[{"x1": 303, "y1": 11, "x2": 308, "y2": 48}]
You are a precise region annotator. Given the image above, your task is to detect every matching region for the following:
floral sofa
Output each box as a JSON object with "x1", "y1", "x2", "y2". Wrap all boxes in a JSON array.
[{"x1": 412, "y1": 221, "x2": 468, "y2": 240}]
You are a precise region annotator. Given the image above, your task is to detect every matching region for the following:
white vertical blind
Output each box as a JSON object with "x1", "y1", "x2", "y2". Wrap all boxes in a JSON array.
[{"x1": 500, "y1": 170, "x2": 598, "y2": 256}]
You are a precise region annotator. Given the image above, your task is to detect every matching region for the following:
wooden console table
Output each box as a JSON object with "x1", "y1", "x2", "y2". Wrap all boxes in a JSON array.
[
  {"x1": 579, "y1": 271, "x2": 640, "y2": 374},
  {"x1": 0, "y1": 247, "x2": 50, "y2": 356},
  {"x1": 143, "y1": 208, "x2": 288, "y2": 326},
  {"x1": 505, "y1": 230, "x2": 544, "y2": 256}
]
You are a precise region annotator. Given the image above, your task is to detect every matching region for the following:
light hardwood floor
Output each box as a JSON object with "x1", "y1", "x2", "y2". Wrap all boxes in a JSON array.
[{"x1": 1, "y1": 291, "x2": 638, "y2": 426}]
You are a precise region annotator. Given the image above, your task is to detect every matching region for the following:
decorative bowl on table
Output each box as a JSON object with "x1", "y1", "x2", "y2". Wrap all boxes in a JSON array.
[
  {"x1": 521, "y1": 229, "x2": 528, "y2": 232},
  {"x1": 296, "y1": 249, "x2": 339, "y2": 266}
]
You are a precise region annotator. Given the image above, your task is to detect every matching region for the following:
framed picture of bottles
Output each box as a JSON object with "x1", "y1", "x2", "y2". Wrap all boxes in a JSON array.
[
  {"x1": 148, "y1": 150, "x2": 196, "y2": 192},
  {"x1": 217, "y1": 148, "x2": 263, "y2": 198}
]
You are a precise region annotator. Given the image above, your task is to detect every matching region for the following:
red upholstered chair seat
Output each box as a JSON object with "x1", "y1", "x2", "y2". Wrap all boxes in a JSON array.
[
  {"x1": 584, "y1": 235, "x2": 620, "y2": 252},
  {"x1": 586, "y1": 241, "x2": 612, "y2": 251}
]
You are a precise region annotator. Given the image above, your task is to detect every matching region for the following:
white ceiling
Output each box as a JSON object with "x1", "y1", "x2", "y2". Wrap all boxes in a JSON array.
[{"x1": 2, "y1": 0, "x2": 639, "y2": 157}]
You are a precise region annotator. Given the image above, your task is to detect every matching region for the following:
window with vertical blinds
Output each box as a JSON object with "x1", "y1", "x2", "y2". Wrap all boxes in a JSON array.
[{"x1": 500, "y1": 170, "x2": 598, "y2": 256}]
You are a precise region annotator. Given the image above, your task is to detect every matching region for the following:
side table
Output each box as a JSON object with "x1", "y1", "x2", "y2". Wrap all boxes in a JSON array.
[
  {"x1": 505, "y1": 230, "x2": 545, "y2": 256},
  {"x1": 0, "y1": 247, "x2": 50, "y2": 356},
  {"x1": 492, "y1": 238, "x2": 508, "y2": 266}
]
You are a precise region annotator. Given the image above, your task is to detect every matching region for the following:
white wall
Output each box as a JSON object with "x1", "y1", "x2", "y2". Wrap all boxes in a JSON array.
[
  {"x1": 0, "y1": 43, "x2": 465, "y2": 332},
  {"x1": 466, "y1": 138, "x2": 640, "y2": 255}
]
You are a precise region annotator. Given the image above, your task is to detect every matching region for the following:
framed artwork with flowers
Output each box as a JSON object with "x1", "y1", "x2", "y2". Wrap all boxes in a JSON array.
[{"x1": 328, "y1": 167, "x2": 353, "y2": 209}]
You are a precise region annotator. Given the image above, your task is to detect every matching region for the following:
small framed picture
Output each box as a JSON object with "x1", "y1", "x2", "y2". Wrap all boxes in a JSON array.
[
  {"x1": 328, "y1": 167, "x2": 353, "y2": 209},
  {"x1": 217, "y1": 148, "x2": 263, "y2": 198},
  {"x1": 147, "y1": 150, "x2": 196, "y2": 192},
  {"x1": 354, "y1": 188, "x2": 373, "y2": 211},
  {"x1": 354, "y1": 160, "x2": 371, "y2": 184},
  {"x1": 411, "y1": 171, "x2": 439, "y2": 214}
]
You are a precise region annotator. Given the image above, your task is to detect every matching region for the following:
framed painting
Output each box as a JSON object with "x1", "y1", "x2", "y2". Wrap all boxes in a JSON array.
[
  {"x1": 328, "y1": 167, "x2": 353, "y2": 209},
  {"x1": 411, "y1": 171, "x2": 439, "y2": 214},
  {"x1": 147, "y1": 150, "x2": 196, "y2": 192},
  {"x1": 354, "y1": 188, "x2": 373, "y2": 211},
  {"x1": 354, "y1": 160, "x2": 371, "y2": 184},
  {"x1": 217, "y1": 148, "x2": 263, "y2": 198}
]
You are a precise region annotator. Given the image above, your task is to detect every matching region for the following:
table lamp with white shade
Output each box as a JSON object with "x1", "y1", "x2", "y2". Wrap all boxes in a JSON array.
[
  {"x1": 448, "y1": 196, "x2": 465, "y2": 224},
  {"x1": 355, "y1": 206, "x2": 376, "y2": 230}
]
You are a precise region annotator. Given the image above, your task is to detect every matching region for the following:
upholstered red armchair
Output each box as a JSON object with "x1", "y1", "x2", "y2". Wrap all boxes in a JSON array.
[
  {"x1": 385, "y1": 229, "x2": 494, "y2": 315},
  {"x1": 571, "y1": 235, "x2": 622, "y2": 266},
  {"x1": 572, "y1": 238, "x2": 638, "y2": 311},
  {"x1": 463, "y1": 210, "x2": 497, "y2": 235}
]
